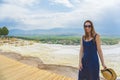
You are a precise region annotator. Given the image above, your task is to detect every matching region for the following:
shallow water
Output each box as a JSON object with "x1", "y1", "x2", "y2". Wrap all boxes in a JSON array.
[{"x1": 0, "y1": 42, "x2": 120, "y2": 77}]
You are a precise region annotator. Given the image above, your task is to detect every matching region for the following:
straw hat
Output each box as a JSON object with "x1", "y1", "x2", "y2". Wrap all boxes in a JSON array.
[{"x1": 101, "y1": 68, "x2": 117, "y2": 80}]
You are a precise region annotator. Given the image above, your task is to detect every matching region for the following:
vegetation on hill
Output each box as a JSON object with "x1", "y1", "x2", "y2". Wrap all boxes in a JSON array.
[{"x1": 13, "y1": 35, "x2": 120, "y2": 45}]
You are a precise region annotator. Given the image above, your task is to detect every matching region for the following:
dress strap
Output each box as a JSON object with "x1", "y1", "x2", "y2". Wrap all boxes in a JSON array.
[
  {"x1": 82, "y1": 35, "x2": 84, "y2": 41},
  {"x1": 93, "y1": 34, "x2": 97, "y2": 42},
  {"x1": 82, "y1": 35, "x2": 84, "y2": 45}
]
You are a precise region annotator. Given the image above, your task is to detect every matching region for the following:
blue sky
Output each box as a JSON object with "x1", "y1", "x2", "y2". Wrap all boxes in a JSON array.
[{"x1": 0, "y1": 0, "x2": 120, "y2": 34}]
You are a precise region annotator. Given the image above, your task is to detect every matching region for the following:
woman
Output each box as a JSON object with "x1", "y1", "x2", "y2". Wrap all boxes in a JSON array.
[{"x1": 78, "y1": 20, "x2": 107, "y2": 80}]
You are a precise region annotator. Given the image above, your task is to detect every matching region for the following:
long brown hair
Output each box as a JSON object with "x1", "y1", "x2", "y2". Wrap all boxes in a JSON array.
[{"x1": 83, "y1": 20, "x2": 96, "y2": 40}]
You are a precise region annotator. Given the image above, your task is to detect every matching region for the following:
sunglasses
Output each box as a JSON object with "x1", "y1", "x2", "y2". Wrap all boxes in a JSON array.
[{"x1": 84, "y1": 25, "x2": 91, "y2": 28}]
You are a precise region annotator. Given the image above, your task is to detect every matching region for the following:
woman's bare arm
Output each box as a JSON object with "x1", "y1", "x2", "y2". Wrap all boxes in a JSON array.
[
  {"x1": 96, "y1": 34, "x2": 107, "y2": 68},
  {"x1": 79, "y1": 36, "x2": 84, "y2": 64},
  {"x1": 79, "y1": 36, "x2": 84, "y2": 70}
]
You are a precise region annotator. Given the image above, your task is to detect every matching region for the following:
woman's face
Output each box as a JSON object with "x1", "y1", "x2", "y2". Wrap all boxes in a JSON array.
[{"x1": 84, "y1": 22, "x2": 92, "y2": 33}]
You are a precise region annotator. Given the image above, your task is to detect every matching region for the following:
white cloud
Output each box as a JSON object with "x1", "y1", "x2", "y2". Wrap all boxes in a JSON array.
[
  {"x1": 0, "y1": 0, "x2": 120, "y2": 30},
  {"x1": 3, "y1": 0, "x2": 40, "y2": 7},
  {"x1": 49, "y1": 0, "x2": 74, "y2": 8}
]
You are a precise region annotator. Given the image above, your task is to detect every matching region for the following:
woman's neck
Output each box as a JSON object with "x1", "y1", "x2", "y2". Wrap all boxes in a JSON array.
[{"x1": 87, "y1": 32, "x2": 91, "y2": 37}]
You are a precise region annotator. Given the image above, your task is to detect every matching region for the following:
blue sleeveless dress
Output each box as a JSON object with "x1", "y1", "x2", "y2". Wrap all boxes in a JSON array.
[{"x1": 78, "y1": 34, "x2": 100, "y2": 80}]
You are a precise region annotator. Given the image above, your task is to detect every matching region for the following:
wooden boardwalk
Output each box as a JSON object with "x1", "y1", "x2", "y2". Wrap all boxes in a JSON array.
[{"x1": 0, "y1": 55, "x2": 75, "y2": 80}]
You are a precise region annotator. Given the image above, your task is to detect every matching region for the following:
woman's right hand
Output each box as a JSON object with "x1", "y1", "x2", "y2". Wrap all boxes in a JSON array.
[{"x1": 79, "y1": 63, "x2": 83, "y2": 71}]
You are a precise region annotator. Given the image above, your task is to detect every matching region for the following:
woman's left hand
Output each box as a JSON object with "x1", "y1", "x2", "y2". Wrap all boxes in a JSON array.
[{"x1": 102, "y1": 64, "x2": 107, "y2": 69}]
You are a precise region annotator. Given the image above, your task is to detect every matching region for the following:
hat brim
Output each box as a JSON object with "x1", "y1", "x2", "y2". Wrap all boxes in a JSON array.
[
  {"x1": 101, "y1": 68, "x2": 117, "y2": 80},
  {"x1": 108, "y1": 68, "x2": 117, "y2": 80}
]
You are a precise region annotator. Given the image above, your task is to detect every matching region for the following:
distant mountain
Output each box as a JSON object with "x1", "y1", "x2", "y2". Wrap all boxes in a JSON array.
[
  {"x1": 9, "y1": 28, "x2": 84, "y2": 36},
  {"x1": 8, "y1": 28, "x2": 120, "y2": 37}
]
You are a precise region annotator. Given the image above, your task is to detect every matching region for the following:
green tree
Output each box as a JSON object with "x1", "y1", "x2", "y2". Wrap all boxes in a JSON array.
[
  {"x1": 0, "y1": 28, "x2": 2, "y2": 37},
  {"x1": 1, "y1": 26, "x2": 9, "y2": 38}
]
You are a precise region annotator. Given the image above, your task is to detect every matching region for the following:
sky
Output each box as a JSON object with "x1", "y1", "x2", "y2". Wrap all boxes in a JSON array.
[{"x1": 0, "y1": 0, "x2": 120, "y2": 34}]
